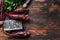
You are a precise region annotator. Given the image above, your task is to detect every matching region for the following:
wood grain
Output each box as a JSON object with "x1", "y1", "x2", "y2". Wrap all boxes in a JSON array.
[{"x1": 0, "y1": 0, "x2": 60, "y2": 40}]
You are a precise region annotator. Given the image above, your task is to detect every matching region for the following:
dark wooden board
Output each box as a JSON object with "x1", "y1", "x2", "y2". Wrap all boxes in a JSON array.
[{"x1": 0, "y1": 0, "x2": 60, "y2": 40}]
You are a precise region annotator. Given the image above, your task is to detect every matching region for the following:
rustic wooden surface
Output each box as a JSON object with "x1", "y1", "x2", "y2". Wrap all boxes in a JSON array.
[{"x1": 0, "y1": 0, "x2": 60, "y2": 40}]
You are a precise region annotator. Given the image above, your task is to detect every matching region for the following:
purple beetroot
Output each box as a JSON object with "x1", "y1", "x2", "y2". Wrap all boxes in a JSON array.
[
  {"x1": 6, "y1": 13, "x2": 30, "y2": 21},
  {"x1": 10, "y1": 31, "x2": 31, "y2": 38},
  {"x1": 0, "y1": 0, "x2": 4, "y2": 25}
]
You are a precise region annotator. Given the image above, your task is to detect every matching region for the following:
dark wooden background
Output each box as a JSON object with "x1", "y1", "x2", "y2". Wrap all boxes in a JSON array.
[{"x1": 0, "y1": 0, "x2": 60, "y2": 40}]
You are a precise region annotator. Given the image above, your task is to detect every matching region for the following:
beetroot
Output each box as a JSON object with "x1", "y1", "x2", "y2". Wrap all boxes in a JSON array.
[
  {"x1": 10, "y1": 31, "x2": 30, "y2": 38},
  {"x1": 0, "y1": 0, "x2": 4, "y2": 20},
  {"x1": 0, "y1": 0, "x2": 4, "y2": 25},
  {"x1": 13, "y1": 7, "x2": 27, "y2": 14},
  {"x1": 6, "y1": 13, "x2": 30, "y2": 21},
  {"x1": 14, "y1": 7, "x2": 26, "y2": 12}
]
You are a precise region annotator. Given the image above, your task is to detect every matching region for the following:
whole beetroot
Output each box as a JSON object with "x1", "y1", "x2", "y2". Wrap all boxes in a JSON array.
[
  {"x1": 6, "y1": 13, "x2": 30, "y2": 21},
  {"x1": 0, "y1": 0, "x2": 4, "y2": 25},
  {"x1": 10, "y1": 31, "x2": 31, "y2": 38}
]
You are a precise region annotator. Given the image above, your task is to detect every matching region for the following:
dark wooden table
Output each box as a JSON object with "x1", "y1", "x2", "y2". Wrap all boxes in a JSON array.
[{"x1": 0, "y1": 0, "x2": 60, "y2": 40}]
